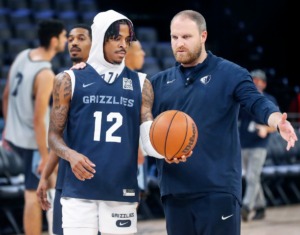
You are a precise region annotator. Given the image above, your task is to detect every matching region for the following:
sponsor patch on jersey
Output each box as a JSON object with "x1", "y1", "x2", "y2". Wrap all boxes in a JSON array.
[
  {"x1": 123, "y1": 189, "x2": 135, "y2": 196},
  {"x1": 199, "y1": 75, "x2": 211, "y2": 85},
  {"x1": 123, "y1": 77, "x2": 133, "y2": 90}
]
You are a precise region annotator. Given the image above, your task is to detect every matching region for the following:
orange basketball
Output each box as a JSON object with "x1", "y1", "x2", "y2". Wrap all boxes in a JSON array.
[{"x1": 150, "y1": 110, "x2": 198, "y2": 160}]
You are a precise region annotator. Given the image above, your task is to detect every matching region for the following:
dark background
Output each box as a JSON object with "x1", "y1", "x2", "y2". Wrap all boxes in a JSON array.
[
  {"x1": 0, "y1": 0, "x2": 294, "y2": 112},
  {"x1": 99, "y1": 0, "x2": 293, "y2": 111}
]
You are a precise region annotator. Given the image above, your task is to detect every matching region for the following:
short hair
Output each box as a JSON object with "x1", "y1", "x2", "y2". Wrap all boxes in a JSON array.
[
  {"x1": 69, "y1": 23, "x2": 92, "y2": 40},
  {"x1": 171, "y1": 10, "x2": 207, "y2": 32},
  {"x1": 37, "y1": 19, "x2": 65, "y2": 49},
  {"x1": 250, "y1": 69, "x2": 267, "y2": 82},
  {"x1": 104, "y1": 19, "x2": 136, "y2": 43}
]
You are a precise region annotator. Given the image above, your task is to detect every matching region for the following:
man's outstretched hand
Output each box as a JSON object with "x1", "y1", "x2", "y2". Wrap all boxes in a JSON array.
[{"x1": 277, "y1": 113, "x2": 298, "y2": 150}]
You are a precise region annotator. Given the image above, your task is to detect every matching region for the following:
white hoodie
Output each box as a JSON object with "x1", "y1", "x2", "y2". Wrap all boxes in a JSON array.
[{"x1": 87, "y1": 10, "x2": 133, "y2": 84}]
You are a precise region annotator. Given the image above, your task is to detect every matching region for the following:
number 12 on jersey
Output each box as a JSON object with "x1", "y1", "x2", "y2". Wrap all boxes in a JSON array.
[{"x1": 93, "y1": 111, "x2": 123, "y2": 143}]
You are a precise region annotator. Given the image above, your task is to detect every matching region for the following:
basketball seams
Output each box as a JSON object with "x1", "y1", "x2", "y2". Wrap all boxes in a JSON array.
[
  {"x1": 170, "y1": 112, "x2": 189, "y2": 158},
  {"x1": 165, "y1": 110, "x2": 179, "y2": 158},
  {"x1": 150, "y1": 112, "x2": 165, "y2": 154},
  {"x1": 150, "y1": 110, "x2": 198, "y2": 160}
]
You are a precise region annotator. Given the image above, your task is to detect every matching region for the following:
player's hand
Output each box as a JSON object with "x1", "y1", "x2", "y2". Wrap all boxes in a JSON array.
[
  {"x1": 70, "y1": 62, "x2": 86, "y2": 70},
  {"x1": 36, "y1": 178, "x2": 51, "y2": 211},
  {"x1": 165, "y1": 151, "x2": 193, "y2": 164},
  {"x1": 68, "y1": 151, "x2": 96, "y2": 181},
  {"x1": 277, "y1": 113, "x2": 298, "y2": 150}
]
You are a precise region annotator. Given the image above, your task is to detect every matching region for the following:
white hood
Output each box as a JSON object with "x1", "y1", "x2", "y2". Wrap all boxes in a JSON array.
[{"x1": 87, "y1": 10, "x2": 132, "y2": 83}]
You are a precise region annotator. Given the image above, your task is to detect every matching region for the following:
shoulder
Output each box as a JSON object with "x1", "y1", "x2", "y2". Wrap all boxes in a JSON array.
[
  {"x1": 214, "y1": 56, "x2": 250, "y2": 83},
  {"x1": 72, "y1": 63, "x2": 95, "y2": 75},
  {"x1": 55, "y1": 71, "x2": 71, "y2": 83},
  {"x1": 150, "y1": 67, "x2": 177, "y2": 83},
  {"x1": 53, "y1": 72, "x2": 72, "y2": 96},
  {"x1": 35, "y1": 68, "x2": 55, "y2": 84}
]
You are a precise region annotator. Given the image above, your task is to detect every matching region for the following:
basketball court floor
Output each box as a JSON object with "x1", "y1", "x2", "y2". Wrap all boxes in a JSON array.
[
  {"x1": 136, "y1": 204, "x2": 300, "y2": 235},
  {"x1": 37, "y1": 204, "x2": 300, "y2": 235}
]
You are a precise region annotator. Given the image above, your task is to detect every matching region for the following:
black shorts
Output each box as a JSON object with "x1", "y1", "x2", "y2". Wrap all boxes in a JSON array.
[{"x1": 8, "y1": 142, "x2": 40, "y2": 190}]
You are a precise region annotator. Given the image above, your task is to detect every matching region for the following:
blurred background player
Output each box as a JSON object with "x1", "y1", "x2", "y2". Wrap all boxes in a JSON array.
[
  {"x1": 239, "y1": 69, "x2": 278, "y2": 221},
  {"x1": 2, "y1": 19, "x2": 67, "y2": 235},
  {"x1": 37, "y1": 23, "x2": 92, "y2": 235},
  {"x1": 125, "y1": 40, "x2": 148, "y2": 192}
]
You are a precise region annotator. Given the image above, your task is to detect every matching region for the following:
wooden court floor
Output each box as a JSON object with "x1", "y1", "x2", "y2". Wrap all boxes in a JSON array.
[
  {"x1": 136, "y1": 204, "x2": 300, "y2": 235},
  {"x1": 38, "y1": 204, "x2": 300, "y2": 235}
]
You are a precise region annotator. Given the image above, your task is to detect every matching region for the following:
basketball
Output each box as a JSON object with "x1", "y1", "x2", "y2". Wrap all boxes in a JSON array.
[{"x1": 150, "y1": 110, "x2": 198, "y2": 160}]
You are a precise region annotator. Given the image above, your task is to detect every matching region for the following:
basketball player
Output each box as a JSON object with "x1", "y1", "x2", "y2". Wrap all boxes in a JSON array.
[
  {"x1": 125, "y1": 40, "x2": 145, "y2": 72},
  {"x1": 2, "y1": 19, "x2": 67, "y2": 235},
  {"x1": 139, "y1": 10, "x2": 298, "y2": 235},
  {"x1": 36, "y1": 24, "x2": 92, "y2": 235},
  {"x1": 48, "y1": 10, "x2": 147, "y2": 235}
]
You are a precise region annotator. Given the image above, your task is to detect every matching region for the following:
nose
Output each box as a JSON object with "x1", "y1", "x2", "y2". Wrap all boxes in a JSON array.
[
  {"x1": 119, "y1": 39, "x2": 128, "y2": 48},
  {"x1": 72, "y1": 38, "x2": 79, "y2": 45},
  {"x1": 176, "y1": 39, "x2": 185, "y2": 47}
]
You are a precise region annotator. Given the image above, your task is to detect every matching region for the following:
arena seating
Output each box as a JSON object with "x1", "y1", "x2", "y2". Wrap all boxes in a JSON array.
[{"x1": 0, "y1": 0, "x2": 298, "y2": 233}]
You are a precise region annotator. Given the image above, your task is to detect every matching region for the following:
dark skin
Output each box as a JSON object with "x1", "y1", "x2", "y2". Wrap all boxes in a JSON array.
[
  {"x1": 37, "y1": 27, "x2": 93, "y2": 210},
  {"x1": 48, "y1": 72, "x2": 95, "y2": 181}
]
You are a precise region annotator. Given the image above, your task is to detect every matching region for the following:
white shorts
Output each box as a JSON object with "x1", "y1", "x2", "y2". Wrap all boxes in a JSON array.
[{"x1": 61, "y1": 197, "x2": 138, "y2": 234}]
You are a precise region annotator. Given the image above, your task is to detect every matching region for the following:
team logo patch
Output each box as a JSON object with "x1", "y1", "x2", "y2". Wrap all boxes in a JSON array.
[
  {"x1": 123, "y1": 77, "x2": 133, "y2": 90},
  {"x1": 199, "y1": 75, "x2": 211, "y2": 85},
  {"x1": 123, "y1": 189, "x2": 135, "y2": 196},
  {"x1": 116, "y1": 220, "x2": 131, "y2": 227}
]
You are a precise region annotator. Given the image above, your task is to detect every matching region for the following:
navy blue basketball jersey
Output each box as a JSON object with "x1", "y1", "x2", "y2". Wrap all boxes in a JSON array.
[
  {"x1": 150, "y1": 51, "x2": 279, "y2": 203},
  {"x1": 62, "y1": 64, "x2": 142, "y2": 202}
]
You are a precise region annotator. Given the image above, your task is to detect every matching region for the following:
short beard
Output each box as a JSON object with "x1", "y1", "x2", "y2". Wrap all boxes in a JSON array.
[
  {"x1": 175, "y1": 45, "x2": 202, "y2": 65},
  {"x1": 71, "y1": 57, "x2": 83, "y2": 64}
]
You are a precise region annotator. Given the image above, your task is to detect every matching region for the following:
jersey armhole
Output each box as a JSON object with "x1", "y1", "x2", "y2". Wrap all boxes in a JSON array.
[{"x1": 137, "y1": 72, "x2": 146, "y2": 92}]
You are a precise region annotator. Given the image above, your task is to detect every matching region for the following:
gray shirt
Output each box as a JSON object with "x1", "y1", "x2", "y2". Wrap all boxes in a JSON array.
[{"x1": 5, "y1": 49, "x2": 51, "y2": 149}]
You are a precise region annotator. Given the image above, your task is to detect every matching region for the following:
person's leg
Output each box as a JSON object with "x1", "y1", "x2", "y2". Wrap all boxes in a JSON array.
[
  {"x1": 255, "y1": 182, "x2": 267, "y2": 209},
  {"x1": 242, "y1": 148, "x2": 266, "y2": 210},
  {"x1": 241, "y1": 149, "x2": 251, "y2": 221},
  {"x1": 64, "y1": 228, "x2": 98, "y2": 235},
  {"x1": 199, "y1": 193, "x2": 240, "y2": 235},
  {"x1": 10, "y1": 145, "x2": 42, "y2": 235},
  {"x1": 24, "y1": 190, "x2": 43, "y2": 235},
  {"x1": 241, "y1": 149, "x2": 249, "y2": 179},
  {"x1": 99, "y1": 201, "x2": 138, "y2": 235},
  {"x1": 46, "y1": 188, "x2": 56, "y2": 235},
  {"x1": 162, "y1": 195, "x2": 197, "y2": 235},
  {"x1": 252, "y1": 149, "x2": 268, "y2": 220},
  {"x1": 163, "y1": 193, "x2": 240, "y2": 235},
  {"x1": 61, "y1": 197, "x2": 98, "y2": 235},
  {"x1": 252, "y1": 184, "x2": 266, "y2": 220}
]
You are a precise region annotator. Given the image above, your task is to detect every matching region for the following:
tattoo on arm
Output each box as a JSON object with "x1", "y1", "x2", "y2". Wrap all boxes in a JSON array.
[
  {"x1": 49, "y1": 72, "x2": 72, "y2": 160},
  {"x1": 141, "y1": 79, "x2": 154, "y2": 123}
]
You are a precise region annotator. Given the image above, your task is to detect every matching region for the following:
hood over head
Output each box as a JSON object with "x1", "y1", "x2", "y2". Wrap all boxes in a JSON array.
[{"x1": 87, "y1": 10, "x2": 134, "y2": 83}]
